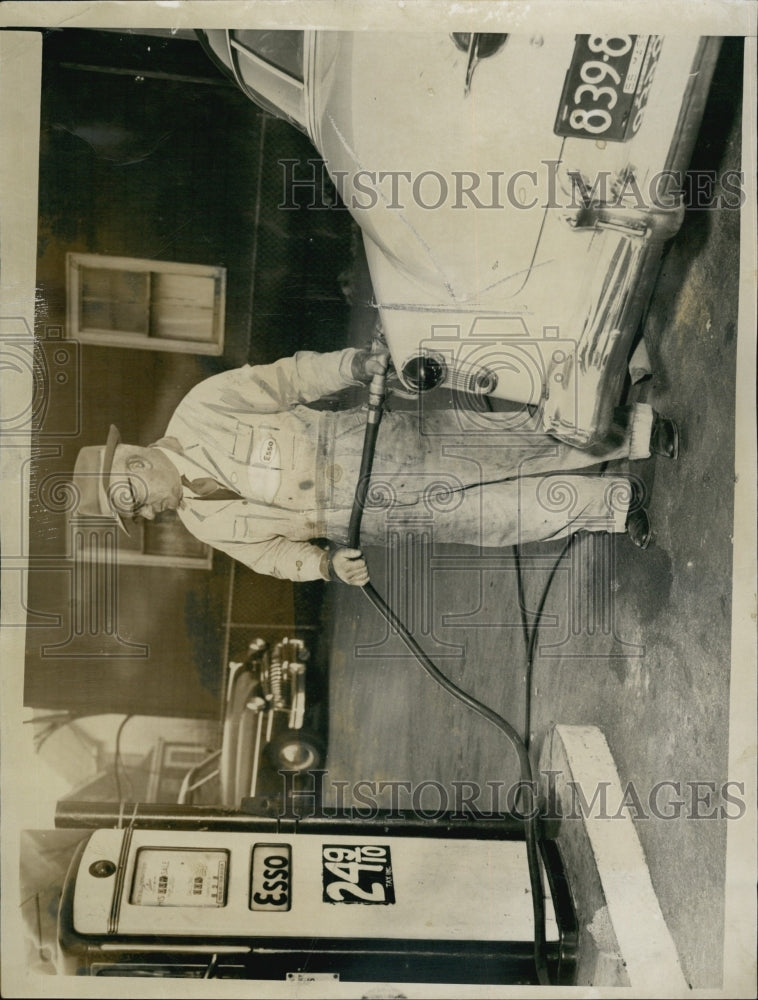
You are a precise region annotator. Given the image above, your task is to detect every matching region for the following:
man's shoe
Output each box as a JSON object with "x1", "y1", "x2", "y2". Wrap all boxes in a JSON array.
[
  {"x1": 650, "y1": 414, "x2": 679, "y2": 460},
  {"x1": 626, "y1": 507, "x2": 653, "y2": 549}
]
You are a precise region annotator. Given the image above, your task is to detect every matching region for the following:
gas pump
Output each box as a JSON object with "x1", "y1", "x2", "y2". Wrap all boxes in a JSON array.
[{"x1": 56, "y1": 801, "x2": 577, "y2": 985}]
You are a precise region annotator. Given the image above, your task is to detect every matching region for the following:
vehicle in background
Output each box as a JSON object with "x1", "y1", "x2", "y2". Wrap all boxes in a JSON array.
[
  {"x1": 197, "y1": 29, "x2": 721, "y2": 447},
  {"x1": 178, "y1": 636, "x2": 325, "y2": 810}
]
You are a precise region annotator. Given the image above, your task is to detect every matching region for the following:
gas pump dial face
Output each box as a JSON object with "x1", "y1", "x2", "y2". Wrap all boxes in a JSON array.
[{"x1": 130, "y1": 848, "x2": 228, "y2": 908}]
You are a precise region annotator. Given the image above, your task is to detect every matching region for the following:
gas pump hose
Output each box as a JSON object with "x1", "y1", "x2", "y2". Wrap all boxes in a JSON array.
[{"x1": 345, "y1": 361, "x2": 551, "y2": 986}]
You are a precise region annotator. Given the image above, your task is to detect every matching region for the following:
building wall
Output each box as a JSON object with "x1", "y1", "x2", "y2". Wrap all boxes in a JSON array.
[{"x1": 24, "y1": 30, "x2": 351, "y2": 719}]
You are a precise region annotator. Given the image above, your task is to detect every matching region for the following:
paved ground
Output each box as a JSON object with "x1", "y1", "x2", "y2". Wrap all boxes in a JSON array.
[{"x1": 325, "y1": 45, "x2": 742, "y2": 989}]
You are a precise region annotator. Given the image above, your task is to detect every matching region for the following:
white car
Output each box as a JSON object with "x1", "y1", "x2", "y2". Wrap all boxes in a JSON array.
[{"x1": 198, "y1": 29, "x2": 721, "y2": 446}]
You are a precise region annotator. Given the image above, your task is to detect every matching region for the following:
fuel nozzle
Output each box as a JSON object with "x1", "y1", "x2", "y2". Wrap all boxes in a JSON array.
[
  {"x1": 366, "y1": 342, "x2": 390, "y2": 426},
  {"x1": 367, "y1": 371, "x2": 387, "y2": 425}
]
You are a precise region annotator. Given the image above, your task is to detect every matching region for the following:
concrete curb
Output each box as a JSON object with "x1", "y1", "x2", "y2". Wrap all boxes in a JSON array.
[{"x1": 539, "y1": 724, "x2": 688, "y2": 991}]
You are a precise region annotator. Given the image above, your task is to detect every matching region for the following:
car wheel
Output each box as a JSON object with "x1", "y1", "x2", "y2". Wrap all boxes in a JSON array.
[{"x1": 266, "y1": 730, "x2": 324, "y2": 772}]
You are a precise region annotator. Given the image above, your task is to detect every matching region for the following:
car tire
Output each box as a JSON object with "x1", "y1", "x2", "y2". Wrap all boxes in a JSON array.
[{"x1": 266, "y1": 729, "x2": 324, "y2": 773}]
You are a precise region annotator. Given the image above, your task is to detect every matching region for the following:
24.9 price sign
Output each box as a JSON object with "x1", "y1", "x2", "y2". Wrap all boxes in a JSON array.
[{"x1": 321, "y1": 845, "x2": 395, "y2": 905}]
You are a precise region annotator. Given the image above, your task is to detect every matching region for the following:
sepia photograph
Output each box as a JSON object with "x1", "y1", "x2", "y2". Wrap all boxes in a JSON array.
[{"x1": 1, "y1": 2, "x2": 755, "y2": 997}]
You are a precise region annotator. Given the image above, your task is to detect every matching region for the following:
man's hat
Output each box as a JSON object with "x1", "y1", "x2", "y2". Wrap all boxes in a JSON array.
[{"x1": 72, "y1": 424, "x2": 129, "y2": 532}]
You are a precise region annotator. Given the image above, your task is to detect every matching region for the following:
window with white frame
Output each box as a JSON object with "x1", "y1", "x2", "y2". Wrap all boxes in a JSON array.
[{"x1": 66, "y1": 253, "x2": 226, "y2": 355}]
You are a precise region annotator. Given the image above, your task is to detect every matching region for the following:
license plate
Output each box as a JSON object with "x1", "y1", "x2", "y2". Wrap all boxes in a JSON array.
[
  {"x1": 250, "y1": 843, "x2": 291, "y2": 911},
  {"x1": 555, "y1": 35, "x2": 663, "y2": 142}
]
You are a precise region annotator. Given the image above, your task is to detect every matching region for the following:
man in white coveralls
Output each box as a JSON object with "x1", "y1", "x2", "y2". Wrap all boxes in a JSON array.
[{"x1": 73, "y1": 346, "x2": 677, "y2": 585}]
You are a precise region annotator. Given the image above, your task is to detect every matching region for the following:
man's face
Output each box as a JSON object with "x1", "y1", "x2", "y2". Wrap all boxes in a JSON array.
[{"x1": 109, "y1": 445, "x2": 183, "y2": 521}]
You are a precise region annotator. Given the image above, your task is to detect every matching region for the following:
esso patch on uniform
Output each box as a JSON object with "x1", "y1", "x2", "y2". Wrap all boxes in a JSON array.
[
  {"x1": 248, "y1": 436, "x2": 282, "y2": 502},
  {"x1": 259, "y1": 437, "x2": 279, "y2": 466}
]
